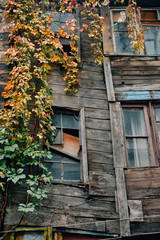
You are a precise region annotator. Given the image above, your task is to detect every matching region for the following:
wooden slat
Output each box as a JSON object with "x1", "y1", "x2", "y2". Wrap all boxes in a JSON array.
[
  {"x1": 101, "y1": 6, "x2": 114, "y2": 55},
  {"x1": 109, "y1": 102, "x2": 130, "y2": 237},
  {"x1": 81, "y1": 108, "x2": 89, "y2": 184},
  {"x1": 116, "y1": 91, "x2": 160, "y2": 101},
  {"x1": 103, "y1": 57, "x2": 115, "y2": 102}
]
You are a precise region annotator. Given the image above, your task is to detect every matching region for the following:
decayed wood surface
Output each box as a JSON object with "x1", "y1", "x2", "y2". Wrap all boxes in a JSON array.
[
  {"x1": 109, "y1": 102, "x2": 130, "y2": 237},
  {"x1": 110, "y1": 57, "x2": 160, "y2": 94},
  {"x1": 125, "y1": 168, "x2": 160, "y2": 235},
  {"x1": 2, "y1": 7, "x2": 118, "y2": 235}
]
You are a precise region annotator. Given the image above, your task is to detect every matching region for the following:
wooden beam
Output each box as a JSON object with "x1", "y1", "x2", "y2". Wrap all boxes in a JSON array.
[
  {"x1": 80, "y1": 107, "x2": 89, "y2": 184},
  {"x1": 110, "y1": 102, "x2": 130, "y2": 237},
  {"x1": 101, "y1": 6, "x2": 114, "y2": 55},
  {"x1": 103, "y1": 57, "x2": 115, "y2": 102}
]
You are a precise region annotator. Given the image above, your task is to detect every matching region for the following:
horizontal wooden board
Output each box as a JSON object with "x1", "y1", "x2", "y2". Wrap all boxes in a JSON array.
[
  {"x1": 85, "y1": 108, "x2": 110, "y2": 120},
  {"x1": 86, "y1": 129, "x2": 111, "y2": 142},
  {"x1": 85, "y1": 118, "x2": 110, "y2": 130},
  {"x1": 88, "y1": 151, "x2": 113, "y2": 165},
  {"x1": 87, "y1": 139, "x2": 112, "y2": 153},
  {"x1": 116, "y1": 91, "x2": 160, "y2": 101}
]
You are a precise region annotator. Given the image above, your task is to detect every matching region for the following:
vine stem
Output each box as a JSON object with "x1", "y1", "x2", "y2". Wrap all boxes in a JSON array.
[
  {"x1": 0, "y1": 182, "x2": 9, "y2": 227},
  {"x1": 0, "y1": 184, "x2": 30, "y2": 240}
]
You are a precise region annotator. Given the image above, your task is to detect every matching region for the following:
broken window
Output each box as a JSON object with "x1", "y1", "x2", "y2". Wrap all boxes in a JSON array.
[
  {"x1": 47, "y1": 11, "x2": 81, "y2": 57},
  {"x1": 45, "y1": 108, "x2": 88, "y2": 183},
  {"x1": 122, "y1": 104, "x2": 160, "y2": 168},
  {"x1": 112, "y1": 9, "x2": 160, "y2": 54}
]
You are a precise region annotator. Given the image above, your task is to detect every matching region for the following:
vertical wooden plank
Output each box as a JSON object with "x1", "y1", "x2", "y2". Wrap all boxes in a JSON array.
[
  {"x1": 110, "y1": 102, "x2": 126, "y2": 168},
  {"x1": 101, "y1": 6, "x2": 114, "y2": 55},
  {"x1": 76, "y1": 9, "x2": 81, "y2": 61},
  {"x1": 80, "y1": 107, "x2": 89, "y2": 184},
  {"x1": 110, "y1": 102, "x2": 130, "y2": 237},
  {"x1": 115, "y1": 168, "x2": 130, "y2": 237},
  {"x1": 103, "y1": 57, "x2": 115, "y2": 102}
]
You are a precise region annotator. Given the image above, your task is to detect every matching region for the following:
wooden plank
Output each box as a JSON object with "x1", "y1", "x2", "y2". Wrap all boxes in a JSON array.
[
  {"x1": 103, "y1": 57, "x2": 115, "y2": 102},
  {"x1": 89, "y1": 171, "x2": 116, "y2": 197},
  {"x1": 125, "y1": 168, "x2": 160, "y2": 180},
  {"x1": 101, "y1": 6, "x2": 114, "y2": 54},
  {"x1": 115, "y1": 168, "x2": 130, "y2": 237},
  {"x1": 85, "y1": 118, "x2": 110, "y2": 130},
  {"x1": 86, "y1": 129, "x2": 111, "y2": 142},
  {"x1": 114, "y1": 83, "x2": 160, "y2": 92},
  {"x1": 87, "y1": 139, "x2": 112, "y2": 153},
  {"x1": 109, "y1": 102, "x2": 126, "y2": 168},
  {"x1": 111, "y1": 60, "x2": 160, "y2": 67},
  {"x1": 109, "y1": 102, "x2": 130, "y2": 236},
  {"x1": 116, "y1": 91, "x2": 160, "y2": 101},
  {"x1": 85, "y1": 108, "x2": 110, "y2": 120},
  {"x1": 80, "y1": 108, "x2": 89, "y2": 184},
  {"x1": 106, "y1": 220, "x2": 120, "y2": 234},
  {"x1": 88, "y1": 151, "x2": 113, "y2": 165}
]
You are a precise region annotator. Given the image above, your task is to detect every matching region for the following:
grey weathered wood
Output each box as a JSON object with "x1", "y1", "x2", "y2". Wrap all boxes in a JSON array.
[
  {"x1": 109, "y1": 102, "x2": 130, "y2": 236},
  {"x1": 109, "y1": 102, "x2": 126, "y2": 168},
  {"x1": 103, "y1": 57, "x2": 116, "y2": 102},
  {"x1": 76, "y1": 9, "x2": 81, "y2": 60},
  {"x1": 101, "y1": 6, "x2": 114, "y2": 55},
  {"x1": 115, "y1": 168, "x2": 130, "y2": 237},
  {"x1": 80, "y1": 107, "x2": 89, "y2": 184}
]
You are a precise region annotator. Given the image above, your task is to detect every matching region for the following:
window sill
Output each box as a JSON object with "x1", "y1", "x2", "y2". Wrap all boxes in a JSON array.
[{"x1": 50, "y1": 180, "x2": 89, "y2": 188}]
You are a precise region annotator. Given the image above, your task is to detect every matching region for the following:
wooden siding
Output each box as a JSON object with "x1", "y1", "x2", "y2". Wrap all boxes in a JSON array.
[
  {"x1": 125, "y1": 168, "x2": 160, "y2": 235},
  {"x1": 1, "y1": 6, "x2": 119, "y2": 236},
  {"x1": 110, "y1": 56, "x2": 160, "y2": 101}
]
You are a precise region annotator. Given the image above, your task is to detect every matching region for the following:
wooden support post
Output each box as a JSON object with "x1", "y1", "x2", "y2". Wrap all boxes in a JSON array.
[
  {"x1": 110, "y1": 102, "x2": 130, "y2": 237},
  {"x1": 101, "y1": 6, "x2": 114, "y2": 55},
  {"x1": 80, "y1": 107, "x2": 89, "y2": 184},
  {"x1": 103, "y1": 57, "x2": 115, "y2": 102}
]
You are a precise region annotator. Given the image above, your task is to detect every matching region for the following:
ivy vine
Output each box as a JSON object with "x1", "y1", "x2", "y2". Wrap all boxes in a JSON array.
[{"x1": 0, "y1": 0, "x2": 144, "y2": 233}]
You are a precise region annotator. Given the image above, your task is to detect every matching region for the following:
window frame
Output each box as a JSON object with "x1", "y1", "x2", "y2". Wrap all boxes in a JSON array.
[
  {"x1": 44, "y1": 107, "x2": 88, "y2": 184},
  {"x1": 111, "y1": 7, "x2": 160, "y2": 55},
  {"x1": 121, "y1": 103, "x2": 159, "y2": 168},
  {"x1": 47, "y1": 9, "x2": 81, "y2": 59}
]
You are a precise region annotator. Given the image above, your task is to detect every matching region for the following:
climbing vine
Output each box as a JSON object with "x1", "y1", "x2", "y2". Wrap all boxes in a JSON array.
[{"x1": 0, "y1": 0, "x2": 144, "y2": 231}]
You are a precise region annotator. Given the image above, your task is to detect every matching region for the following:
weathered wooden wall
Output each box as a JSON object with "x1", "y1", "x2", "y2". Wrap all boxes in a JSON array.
[
  {"x1": 110, "y1": 56, "x2": 160, "y2": 101},
  {"x1": 1, "y1": 5, "x2": 120, "y2": 236},
  {"x1": 125, "y1": 168, "x2": 160, "y2": 235}
]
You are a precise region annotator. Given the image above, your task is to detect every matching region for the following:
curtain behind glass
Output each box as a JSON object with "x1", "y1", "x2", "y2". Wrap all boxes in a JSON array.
[{"x1": 123, "y1": 109, "x2": 151, "y2": 167}]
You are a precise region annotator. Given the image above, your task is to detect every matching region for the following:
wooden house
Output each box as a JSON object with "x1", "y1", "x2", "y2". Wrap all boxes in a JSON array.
[{"x1": 0, "y1": 0, "x2": 160, "y2": 239}]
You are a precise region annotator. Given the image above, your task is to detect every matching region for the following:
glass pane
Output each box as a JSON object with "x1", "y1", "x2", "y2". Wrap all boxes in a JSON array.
[
  {"x1": 54, "y1": 128, "x2": 62, "y2": 144},
  {"x1": 126, "y1": 138, "x2": 151, "y2": 167},
  {"x1": 123, "y1": 109, "x2": 147, "y2": 136},
  {"x1": 114, "y1": 22, "x2": 127, "y2": 31},
  {"x1": 45, "y1": 162, "x2": 61, "y2": 180},
  {"x1": 113, "y1": 11, "x2": 126, "y2": 23},
  {"x1": 45, "y1": 151, "x2": 62, "y2": 162},
  {"x1": 62, "y1": 114, "x2": 79, "y2": 129},
  {"x1": 63, "y1": 155, "x2": 80, "y2": 163},
  {"x1": 144, "y1": 26, "x2": 160, "y2": 55},
  {"x1": 155, "y1": 108, "x2": 160, "y2": 121},
  {"x1": 63, "y1": 163, "x2": 80, "y2": 180},
  {"x1": 52, "y1": 113, "x2": 61, "y2": 127},
  {"x1": 23, "y1": 232, "x2": 44, "y2": 240},
  {"x1": 156, "y1": 122, "x2": 160, "y2": 144},
  {"x1": 115, "y1": 32, "x2": 132, "y2": 53}
]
